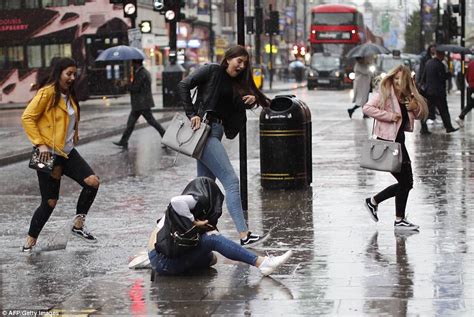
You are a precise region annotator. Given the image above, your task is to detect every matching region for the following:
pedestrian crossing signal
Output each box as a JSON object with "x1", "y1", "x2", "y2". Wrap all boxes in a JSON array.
[{"x1": 139, "y1": 21, "x2": 152, "y2": 33}]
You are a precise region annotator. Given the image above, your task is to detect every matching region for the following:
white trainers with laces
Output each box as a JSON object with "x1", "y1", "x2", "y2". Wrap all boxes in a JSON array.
[
  {"x1": 258, "y1": 250, "x2": 293, "y2": 276},
  {"x1": 455, "y1": 117, "x2": 464, "y2": 128}
]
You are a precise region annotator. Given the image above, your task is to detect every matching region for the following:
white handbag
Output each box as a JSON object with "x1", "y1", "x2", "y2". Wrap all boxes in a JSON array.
[
  {"x1": 360, "y1": 101, "x2": 402, "y2": 173},
  {"x1": 162, "y1": 113, "x2": 210, "y2": 159},
  {"x1": 360, "y1": 138, "x2": 402, "y2": 173}
]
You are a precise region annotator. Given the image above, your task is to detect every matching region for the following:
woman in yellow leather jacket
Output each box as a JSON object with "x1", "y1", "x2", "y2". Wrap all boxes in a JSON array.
[{"x1": 21, "y1": 58, "x2": 100, "y2": 252}]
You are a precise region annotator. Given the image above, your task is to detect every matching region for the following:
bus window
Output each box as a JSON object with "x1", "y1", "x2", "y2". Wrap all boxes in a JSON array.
[{"x1": 312, "y1": 13, "x2": 355, "y2": 26}]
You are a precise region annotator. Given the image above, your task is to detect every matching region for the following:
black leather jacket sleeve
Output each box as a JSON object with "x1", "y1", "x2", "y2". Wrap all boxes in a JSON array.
[{"x1": 177, "y1": 64, "x2": 220, "y2": 118}]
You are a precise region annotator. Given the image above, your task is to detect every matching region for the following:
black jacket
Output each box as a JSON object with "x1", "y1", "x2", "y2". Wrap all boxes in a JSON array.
[
  {"x1": 423, "y1": 58, "x2": 450, "y2": 97},
  {"x1": 176, "y1": 63, "x2": 247, "y2": 139},
  {"x1": 128, "y1": 66, "x2": 155, "y2": 111},
  {"x1": 155, "y1": 177, "x2": 224, "y2": 258}
]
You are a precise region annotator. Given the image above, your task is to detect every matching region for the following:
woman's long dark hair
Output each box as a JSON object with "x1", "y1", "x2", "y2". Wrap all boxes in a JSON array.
[
  {"x1": 220, "y1": 45, "x2": 270, "y2": 108},
  {"x1": 40, "y1": 57, "x2": 79, "y2": 111}
]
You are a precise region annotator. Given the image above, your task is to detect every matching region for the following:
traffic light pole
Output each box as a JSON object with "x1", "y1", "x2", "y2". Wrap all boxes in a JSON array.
[
  {"x1": 269, "y1": 4, "x2": 273, "y2": 91},
  {"x1": 255, "y1": 0, "x2": 262, "y2": 65},
  {"x1": 460, "y1": 0, "x2": 466, "y2": 110},
  {"x1": 237, "y1": 0, "x2": 248, "y2": 212},
  {"x1": 169, "y1": 19, "x2": 177, "y2": 65},
  {"x1": 420, "y1": 0, "x2": 425, "y2": 51}
]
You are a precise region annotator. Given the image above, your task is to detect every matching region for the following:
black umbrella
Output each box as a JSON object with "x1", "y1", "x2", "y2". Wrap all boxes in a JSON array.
[
  {"x1": 346, "y1": 43, "x2": 390, "y2": 58},
  {"x1": 435, "y1": 44, "x2": 472, "y2": 54},
  {"x1": 95, "y1": 45, "x2": 146, "y2": 62}
]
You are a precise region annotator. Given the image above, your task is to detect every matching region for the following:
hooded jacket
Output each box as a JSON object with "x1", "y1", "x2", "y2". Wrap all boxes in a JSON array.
[{"x1": 155, "y1": 177, "x2": 224, "y2": 258}]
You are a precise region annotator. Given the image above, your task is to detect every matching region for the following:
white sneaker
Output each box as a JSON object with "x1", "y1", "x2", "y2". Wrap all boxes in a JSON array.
[
  {"x1": 426, "y1": 119, "x2": 435, "y2": 125},
  {"x1": 455, "y1": 117, "x2": 464, "y2": 128},
  {"x1": 258, "y1": 250, "x2": 293, "y2": 276}
]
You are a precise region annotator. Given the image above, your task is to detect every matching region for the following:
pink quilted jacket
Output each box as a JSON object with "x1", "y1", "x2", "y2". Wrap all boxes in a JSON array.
[{"x1": 362, "y1": 87, "x2": 423, "y2": 141}]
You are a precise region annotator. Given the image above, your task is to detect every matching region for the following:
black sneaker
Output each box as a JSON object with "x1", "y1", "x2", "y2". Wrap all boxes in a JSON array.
[
  {"x1": 364, "y1": 198, "x2": 379, "y2": 222},
  {"x1": 394, "y1": 219, "x2": 419, "y2": 231},
  {"x1": 240, "y1": 232, "x2": 270, "y2": 248},
  {"x1": 21, "y1": 245, "x2": 33, "y2": 253},
  {"x1": 71, "y1": 226, "x2": 98, "y2": 243},
  {"x1": 113, "y1": 141, "x2": 128, "y2": 149}
]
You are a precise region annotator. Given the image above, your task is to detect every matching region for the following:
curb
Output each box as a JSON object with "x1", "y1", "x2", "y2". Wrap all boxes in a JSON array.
[{"x1": 0, "y1": 115, "x2": 173, "y2": 168}]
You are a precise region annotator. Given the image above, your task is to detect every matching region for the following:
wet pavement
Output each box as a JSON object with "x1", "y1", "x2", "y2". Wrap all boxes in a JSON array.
[{"x1": 0, "y1": 83, "x2": 473, "y2": 316}]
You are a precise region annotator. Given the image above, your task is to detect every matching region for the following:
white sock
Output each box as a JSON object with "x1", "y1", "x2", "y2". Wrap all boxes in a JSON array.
[{"x1": 371, "y1": 197, "x2": 377, "y2": 205}]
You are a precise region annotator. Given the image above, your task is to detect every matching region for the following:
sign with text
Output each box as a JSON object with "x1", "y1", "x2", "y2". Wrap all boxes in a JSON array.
[
  {"x1": 128, "y1": 27, "x2": 142, "y2": 49},
  {"x1": 316, "y1": 31, "x2": 351, "y2": 40}
]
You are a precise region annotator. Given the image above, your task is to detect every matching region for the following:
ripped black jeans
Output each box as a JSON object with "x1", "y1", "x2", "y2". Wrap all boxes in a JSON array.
[{"x1": 28, "y1": 148, "x2": 98, "y2": 239}]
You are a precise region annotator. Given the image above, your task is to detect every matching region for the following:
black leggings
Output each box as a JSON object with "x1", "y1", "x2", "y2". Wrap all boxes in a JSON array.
[
  {"x1": 373, "y1": 140, "x2": 413, "y2": 219},
  {"x1": 28, "y1": 148, "x2": 98, "y2": 239}
]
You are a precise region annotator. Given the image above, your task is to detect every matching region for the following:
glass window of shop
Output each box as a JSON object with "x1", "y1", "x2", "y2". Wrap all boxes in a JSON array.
[
  {"x1": 0, "y1": 0, "x2": 21, "y2": 9},
  {"x1": 44, "y1": 44, "x2": 71, "y2": 66},
  {"x1": 27, "y1": 45, "x2": 42, "y2": 68},
  {"x1": 0, "y1": 47, "x2": 6, "y2": 69},
  {"x1": 25, "y1": 0, "x2": 40, "y2": 8},
  {"x1": 8, "y1": 46, "x2": 24, "y2": 62},
  {"x1": 43, "y1": 0, "x2": 68, "y2": 7}
]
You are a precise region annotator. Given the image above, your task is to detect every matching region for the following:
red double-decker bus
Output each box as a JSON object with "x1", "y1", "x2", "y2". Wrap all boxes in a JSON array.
[{"x1": 309, "y1": 4, "x2": 366, "y2": 56}]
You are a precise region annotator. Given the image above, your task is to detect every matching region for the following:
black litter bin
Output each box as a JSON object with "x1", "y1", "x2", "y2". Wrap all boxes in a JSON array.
[{"x1": 260, "y1": 95, "x2": 312, "y2": 189}]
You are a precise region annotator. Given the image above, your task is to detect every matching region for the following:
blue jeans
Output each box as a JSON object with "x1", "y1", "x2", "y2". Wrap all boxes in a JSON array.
[
  {"x1": 197, "y1": 122, "x2": 248, "y2": 233},
  {"x1": 148, "y1": 233, "x2": 258, "y2": 275}
]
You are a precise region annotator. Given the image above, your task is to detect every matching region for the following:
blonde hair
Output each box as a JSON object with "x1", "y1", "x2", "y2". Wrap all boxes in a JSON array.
[{"x1": 378, "y1": 65, "x2": 428, "y2": 120}]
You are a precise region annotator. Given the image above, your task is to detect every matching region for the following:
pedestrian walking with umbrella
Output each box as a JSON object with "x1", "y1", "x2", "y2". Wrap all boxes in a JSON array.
[
  {"x1": 95, "y1": 45, "x2": 166, "y2": 149},
  {"x1": 346, "y1": 43, "x2": 389, "y2": 119}
]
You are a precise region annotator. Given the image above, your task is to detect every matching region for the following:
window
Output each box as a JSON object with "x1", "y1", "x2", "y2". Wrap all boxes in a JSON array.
[
  {"x1": 0, "y1": 0, "x2": 21, "y2": 9},
  {"x1": 312, "y1": 13, "x2": 355, "y2": 26},
  {"x1": 8, "y1": 46, "x2": 24, "y2": 62},
  {"x1": 0, "y1": 47, "x2": 6, "y2": 69},
  {"x1": 27, "y1": 45, "x2": 42, "y2": 68},
  {"x1": 25, "y1": 0, "x2": 41, "y2": 8},
  {"x1": 43, "y1": 0, "x2": 69, "y2": 7},
  {"x1": 44, "y1": 44, "x2": 71, "y2": 66}
]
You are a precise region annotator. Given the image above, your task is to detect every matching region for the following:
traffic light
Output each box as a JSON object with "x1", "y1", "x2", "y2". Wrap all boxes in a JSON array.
[
  {"x1": 269, "y1": 11, "x2": 279, "y2": 35},
  {"x1": 139, "y1": 20, "x2": 152, "y2": 33},
  {"x1": 153, "y1": 0, "x2": 165, "y2": 12},
  {"x1": 246, "y1": 16, "x2": 254, "y2": 34},
  {"x1": 449, "y1": 17, "x2": 459, "y2": 38},
  {"x1": 255, "y1": 7, "x2": 263, "y2": 35},
  {"x1": 163, "y1": 0, "x2": 185, "y2": 23},
  {"x1": 123, "y1": 0, "x2": 137, "y2": 18}
]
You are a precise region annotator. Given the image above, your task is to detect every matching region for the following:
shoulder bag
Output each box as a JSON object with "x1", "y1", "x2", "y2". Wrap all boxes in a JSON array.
[
  {"x1": 162, "y1": 112, "x2": 210, "y2": 159},
  {"x1": 360, "y1": 102, "x2": 402, "y2": 173}
]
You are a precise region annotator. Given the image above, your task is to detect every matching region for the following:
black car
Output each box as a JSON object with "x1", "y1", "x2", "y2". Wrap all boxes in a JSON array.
[{"x1": 307, "y1": 53, "x2": 346, "y2": 90}]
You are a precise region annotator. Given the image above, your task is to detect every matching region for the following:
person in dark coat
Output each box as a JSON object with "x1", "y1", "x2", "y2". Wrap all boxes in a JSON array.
[
  {"x1": 146, "y1": 177, "x2": 293, "y2": 276},
  {"x1": 422, "y1": 50, "x2": 458, "y2": 133},
  {"x1": 113, "y1": 59, "x2": 165, "y2": 148},
  {"x1": 416, "y1": 44, "x2": 436, "y2": 134},
  {"x1": 176, "y1": 45, "x2": 271, "y2": 247}
]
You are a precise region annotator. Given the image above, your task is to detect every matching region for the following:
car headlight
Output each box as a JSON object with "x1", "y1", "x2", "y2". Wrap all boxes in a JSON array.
[
  {"x1": 411, "y1": 71, "x2": 416, "y2": 78},
  {"x1": 334, "y1": 71, "x2": 340, "y2": 77},
  {"x1": 348, "y1": 72, "x2": 355, "y2": 80},
  {"x1": 380, "y1": 72, "x2": 387, "y2": 79},
  {"x1": 309, "y1": 71, "x2": 315, "y2": 77},
  {"x1": 369, "y1": 65, "x2": 376, "y2": 73}
]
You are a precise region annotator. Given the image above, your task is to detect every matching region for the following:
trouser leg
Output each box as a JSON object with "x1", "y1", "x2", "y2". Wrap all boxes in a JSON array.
[
  {"x1": 120, "y1": 110, "x2": 141, "y2": 143},
  {"x1": 141, "y1": 109, "x2": 165, "y2": 136}
]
